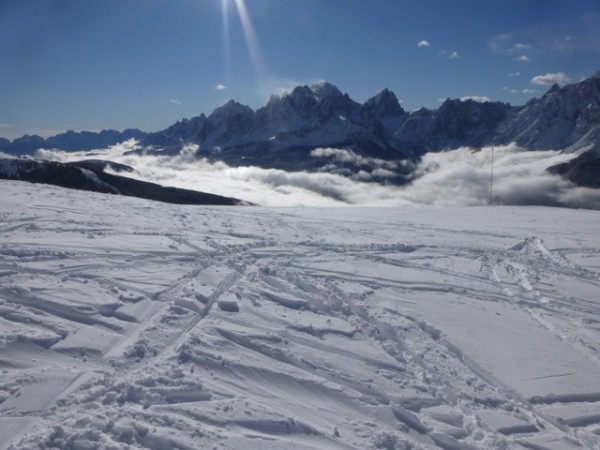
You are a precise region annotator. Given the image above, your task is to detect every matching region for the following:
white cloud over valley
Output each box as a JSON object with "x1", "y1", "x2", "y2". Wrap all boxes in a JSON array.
[{"x1": 34, "y1": 142, "x2": 600, "y2": 210}]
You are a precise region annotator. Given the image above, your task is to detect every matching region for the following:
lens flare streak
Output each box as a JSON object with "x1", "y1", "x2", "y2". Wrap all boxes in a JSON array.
[
  {"x1": 233, "y1": 0, "x2": 268, "y2": 79},
  {"x1": 221, "y1": 0, "x2": 231, "y2": 80}
]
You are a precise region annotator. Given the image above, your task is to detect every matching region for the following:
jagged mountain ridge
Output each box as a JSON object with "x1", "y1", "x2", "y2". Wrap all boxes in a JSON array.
[
  {"x1": 2, "y1": 73, "x2": 600, "y2": 174},
  {"x1": 139, "y1": 74, "x2": 600, "y2": 160},
  {"x1": 145, "y1": 82, "x2": 405, "y2": 163}
]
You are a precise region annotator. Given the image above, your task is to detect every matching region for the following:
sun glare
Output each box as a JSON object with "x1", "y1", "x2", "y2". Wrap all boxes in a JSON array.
[
  {"x1": 219, "y1": 0, "x2": 268, "y2": 80},
  {"x1": 221, "y1": 0, "x2": 231, "y2": 80}
]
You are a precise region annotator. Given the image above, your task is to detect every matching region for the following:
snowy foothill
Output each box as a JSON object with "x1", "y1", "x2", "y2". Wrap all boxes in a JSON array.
[{"x1": 1, "y1": 180, "x2": 600, "y2": 449}]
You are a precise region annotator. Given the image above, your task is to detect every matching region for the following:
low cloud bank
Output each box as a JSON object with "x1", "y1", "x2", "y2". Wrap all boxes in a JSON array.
[
  {"x1": 401, "y1": 144, "x2": 600, "y2": 209},
  {"x1": 310, "y1": 147, "x2": 410, "y2": 181},
  {"x1": 35, "y1": 142, "x2": 600, "y2": 209}
]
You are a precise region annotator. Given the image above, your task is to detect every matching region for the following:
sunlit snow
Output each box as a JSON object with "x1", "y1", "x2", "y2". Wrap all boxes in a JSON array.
[{"x1": 1, "y1": 180, "x2": 600, "y2": 449}]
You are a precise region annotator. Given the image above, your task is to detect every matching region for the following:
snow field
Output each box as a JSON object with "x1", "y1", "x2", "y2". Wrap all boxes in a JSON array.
[{"x1": 1, "y1": 180, "x2": 600, "y2": 449}]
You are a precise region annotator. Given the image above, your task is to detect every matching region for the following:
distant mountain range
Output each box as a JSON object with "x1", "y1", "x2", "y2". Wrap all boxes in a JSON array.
[
  {"x1": 0, "y1": 129, "x2": 147, "y2": 156},
  {"x1": 2, "y1": 72, "x2": 599, "y2": 187}
]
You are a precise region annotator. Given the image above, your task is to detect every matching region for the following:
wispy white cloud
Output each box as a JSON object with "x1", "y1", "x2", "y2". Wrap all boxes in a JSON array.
[
  {"x1": 488, "y1": 33, "x2": 535, "y2": 62},
  {"x1": 531, "y1": 72, "x2": 570, "y2": 85},
  {"x1": 255, "y1": 76, "x2": 319, "y2": 100},
  {"x1": 214, "y1": 84, "x2": 227, "y2": 91},
  {"x1": 513, "y1": 42, "x2": 532, "y2": 52},
  {"x1": 489, "y1": 17, "x2": 600, "y2": 62},
  {"x1": 508, "y1": 71, "x2": 520, "y2": 77},
  {"x1": 460, "y1": 96, "x2": 491, "y2": 103},
  {"x1": 0, "y1": 123, "x2": 15, "y2": 130},
  {"x1": 417, "y1": 40, "x2": 430, "y2": 48},
  {"x1": 439, "y1": 50, "x2": 460, "y2": 60},
  {"x1": 503, "y1": 86, "x2": 537, "y2": 95},
  {"x1": 169, "y1": 98, "x2": 182, "y2": 105},
  {"x1": 488, "y1": 33, "x2": 511, "y2": 54}
]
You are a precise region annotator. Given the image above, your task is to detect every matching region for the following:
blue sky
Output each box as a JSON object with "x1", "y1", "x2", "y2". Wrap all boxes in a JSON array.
[{"x1": 1, "y1": 0, "x2": 599, "y2": 140}]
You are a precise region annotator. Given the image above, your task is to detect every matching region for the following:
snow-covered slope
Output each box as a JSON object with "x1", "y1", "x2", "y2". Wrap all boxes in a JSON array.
[
  {"x1": 0, "y1": 157, "x2": 247, "y2": 205},
  {"x1": 1, "y1": 181, "x2": 600, "y2": 450}
]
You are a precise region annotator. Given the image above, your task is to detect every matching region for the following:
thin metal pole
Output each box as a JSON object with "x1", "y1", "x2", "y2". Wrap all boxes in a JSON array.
[{"x1": 490, "y1": 146, "x2": 494, "y2": 205}]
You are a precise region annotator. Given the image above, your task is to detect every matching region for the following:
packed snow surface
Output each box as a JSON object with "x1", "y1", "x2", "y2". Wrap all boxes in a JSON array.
[{"x1": 1, "y1": 180, "x2": 600, "y2": 450}]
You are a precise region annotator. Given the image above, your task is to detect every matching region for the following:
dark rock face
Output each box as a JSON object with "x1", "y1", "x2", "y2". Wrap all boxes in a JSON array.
[
  {"x1": 391, "y1": 101, "x2": 511, "y2": 155},
  {"x1": 548, "y1": 150, "x2": 600, "y2": 188}
]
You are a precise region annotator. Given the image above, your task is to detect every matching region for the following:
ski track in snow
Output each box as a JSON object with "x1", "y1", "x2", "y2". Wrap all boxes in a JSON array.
[{"x1": 1, "y1": 180, "x2": 600, "y2": 450}]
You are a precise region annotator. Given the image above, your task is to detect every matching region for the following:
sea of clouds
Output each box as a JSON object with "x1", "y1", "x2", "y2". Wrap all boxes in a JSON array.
[{"x1": 34, "y1": 140, "x2": 600, "y2": 209}]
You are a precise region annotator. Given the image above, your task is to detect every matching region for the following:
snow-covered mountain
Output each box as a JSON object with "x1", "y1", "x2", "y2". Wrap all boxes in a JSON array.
[
  {"x1": 1, "y1": 180, "x2": 600, "y2": 449},
  {"x1": 494, "y1": 72, "x2": 600, "y2": 153},
  {"x1": 138, "y1": 74, "x2": 600, "y2": 162},
  {"x1": 392, "y1": 100, "x2": 512, "y2": 157},
  {"x1": 2, "y1": 73, "x2": 600, "y2": 185},
  {"x1": 140, "y1": 82, "x2": 407, "y2": 173}
]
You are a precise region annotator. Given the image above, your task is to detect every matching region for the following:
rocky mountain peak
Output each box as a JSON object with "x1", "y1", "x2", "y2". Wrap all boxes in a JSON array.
[
  {"x1": 210, "y1": 100, "x2": 254, "y2": 120},
  {"x1": 546, "y1": 83, "x2": 561, "y2": 95},
  {"x1": 363, "y1": 88, "x2": 404, "y2": 117},
  {"x1": 310, "y1": 81, "x2": 344, "y2": 100},
  {"x1": 286, "y1": 85, "x2": 319, "y2": 109}
]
